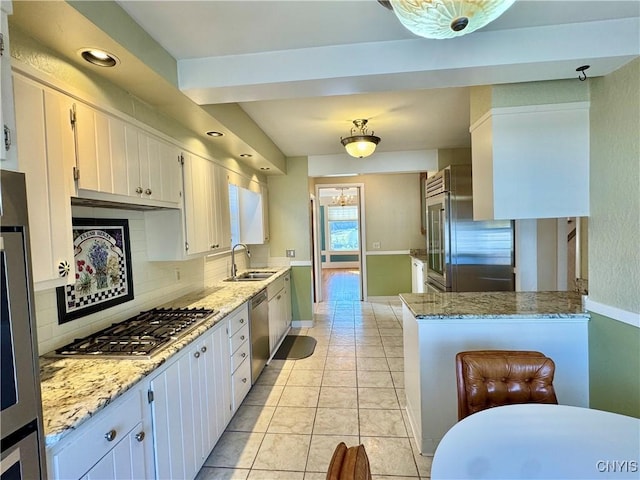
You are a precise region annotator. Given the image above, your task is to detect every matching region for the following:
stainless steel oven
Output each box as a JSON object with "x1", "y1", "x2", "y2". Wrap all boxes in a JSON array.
[{"x1": 1, "y1": 171, "x2": 46, "y2": 479}]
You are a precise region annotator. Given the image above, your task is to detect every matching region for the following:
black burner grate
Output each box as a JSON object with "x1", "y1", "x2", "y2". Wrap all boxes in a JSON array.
[{"x1": 54, "y1": 307, "x2": 217, "y2": 358}]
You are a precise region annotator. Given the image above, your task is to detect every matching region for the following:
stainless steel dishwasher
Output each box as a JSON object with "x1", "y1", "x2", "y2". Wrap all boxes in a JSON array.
[{"x1": 250, "y1": 289, "x2": 269, "y2": 384}]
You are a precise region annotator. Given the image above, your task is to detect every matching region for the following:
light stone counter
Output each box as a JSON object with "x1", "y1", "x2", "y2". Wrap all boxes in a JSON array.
[
  {"x1": 399, "y1": 291, "x2": 587, "y2": 320},
  {"x1": 39, "y1": 267, "x2": 290, "y2": 448}
]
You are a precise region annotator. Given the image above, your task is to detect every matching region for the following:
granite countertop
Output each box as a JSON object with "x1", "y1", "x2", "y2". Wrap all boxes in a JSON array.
[
  {"x1": 39, "y1": 267, "x2": 290, "y2": 448},
  {"x1": 399, "y1": 291, "x2": 588, "y2": 320}
]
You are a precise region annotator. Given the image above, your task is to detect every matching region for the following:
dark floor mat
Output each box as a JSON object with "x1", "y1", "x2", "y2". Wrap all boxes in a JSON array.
[{"x1": 273, "y1": 335, "x2": 317, "y2": 360}]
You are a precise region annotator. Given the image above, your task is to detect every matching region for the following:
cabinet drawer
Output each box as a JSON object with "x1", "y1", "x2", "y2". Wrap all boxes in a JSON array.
[
  {"x1": 230, "y1": 323, "x2": 249, "y2": 354},
  {"x1": 231, "y1": 338, "x2": 250, "y2": 374},
  {"x1": 267, "y1": 276, "x2": 284, "y2": 300},
  {"x1": 227, "y1": 303, "x2": 249, "y2": 337},
  {"x1": 231, "y1": 358, "x2": 251, "y2": 410},
  {"x1": 52, "y1": 389, "x2": 142, "y2": 480}
]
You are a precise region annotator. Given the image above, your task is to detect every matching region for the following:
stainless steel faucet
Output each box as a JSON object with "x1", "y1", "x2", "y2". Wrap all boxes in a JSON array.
[{"x1": 231, "y1": 243, "x2": 251, "y2": 278}]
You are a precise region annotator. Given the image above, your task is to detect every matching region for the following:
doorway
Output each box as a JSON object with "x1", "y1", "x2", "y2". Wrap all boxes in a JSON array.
[{"x1": 313, "y1": 184, "x2": 366, "y2": 303}]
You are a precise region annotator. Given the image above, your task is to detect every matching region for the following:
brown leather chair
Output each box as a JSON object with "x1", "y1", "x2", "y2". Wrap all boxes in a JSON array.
[
  {"x1": 326, "y1": 442, "x2": 372, "y2": 480},
  {"x1": 455, "y1": 350, "x2": 558, "y2": 420}
]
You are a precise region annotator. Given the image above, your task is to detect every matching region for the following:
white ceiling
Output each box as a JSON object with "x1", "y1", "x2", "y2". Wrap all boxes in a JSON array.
[
  {"x1": 115, "y1": 0, "x2": 639, "y2": 159},
  {"x1": 10, "y1": 1, "x2": 640, "y2": 168}
]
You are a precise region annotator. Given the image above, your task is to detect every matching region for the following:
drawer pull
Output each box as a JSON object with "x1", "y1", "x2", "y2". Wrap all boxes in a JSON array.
[
  {"x1": 201, "y1": 346, "x2": 207, "y2": 353},
  {"x1": 135, "y1": 187, "x2": 143, "y2": 194},
  {"x1": 145, "y1": 188, "x2": 152, "y2": 195},
  {"x1": 240, "y1": 318, "x2": 245, "y2": 323},
  {"x1": 194, "y1": 351, "x2": 201, "y2": 359},
  {"x1": 241, "y1": 352, "x2": 246, "y2": 358},
  {"x1": 240, "y1": 335, "x2": 245, "y2": 341},
  {"x1": 242, "y1": 378, "x2": 248, "y2": 383},
  {"x1": 277, "y1": 295, "x2": 281, "y2": 300},
  {"x1": 105, "y1": 430, "x2": 117, "y2": 442},
  {"x1": 135, "y1": 431, "x2": 145, "y2": 442}
]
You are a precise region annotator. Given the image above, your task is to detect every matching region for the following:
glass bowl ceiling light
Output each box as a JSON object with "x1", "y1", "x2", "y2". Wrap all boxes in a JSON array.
[
  {"x1": 340, "y1": 119, "x2": 381, "y2": 158},
  {"x1": 389, "y1": 0, "x2": 516, "y2": 39}
]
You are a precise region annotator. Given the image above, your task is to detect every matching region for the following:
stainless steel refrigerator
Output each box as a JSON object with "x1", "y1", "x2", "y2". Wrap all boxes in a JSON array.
[
  {"x1": 1, "y1": 170, "x2": 46, "y2": 479},
  {"x1": 425, "y1": 165, "x2": 515, "y2": 292}
]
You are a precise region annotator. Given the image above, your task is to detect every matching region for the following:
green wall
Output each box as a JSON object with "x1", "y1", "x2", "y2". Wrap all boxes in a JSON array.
[
  {"x1": 366, "y1": 255, "x2": 411, "y2": 296},
  {"x1": 588, "y1": 313, "x2": 640, "y2": 417},
  {"x1": 290, "y1": 266, "x2": 313, "y2": 322},
  {"x1": 588, "y1": 58, "x2": 640, "y2": 417}
]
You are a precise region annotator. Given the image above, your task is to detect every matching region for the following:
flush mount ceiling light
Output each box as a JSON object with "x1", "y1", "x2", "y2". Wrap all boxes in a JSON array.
[
  {"x1": 206, "y1": 130, "x2": 224, "y2": 137},
  {"x1": 340, "y1": 119, "x2": 381, "y2": 158},
  {"x1": 239, "y1": 153, "x2": 253, "y2": 158},
  {"x1": 387, "y1": 0, "x2": 516, "y2": 39},
  {"x1": 79, "y1": 48, "x2": 119, "y2": 67}
]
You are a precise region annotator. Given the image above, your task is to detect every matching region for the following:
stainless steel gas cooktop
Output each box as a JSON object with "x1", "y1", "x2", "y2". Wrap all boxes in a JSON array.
[{"x1": 53, "y1": 307, "x2": 217, "y2": 358}]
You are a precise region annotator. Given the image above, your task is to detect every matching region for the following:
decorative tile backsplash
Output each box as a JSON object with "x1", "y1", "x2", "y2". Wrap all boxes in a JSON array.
[{"x1": 34, "y1": 206, "x2": 249, "y2": 356}]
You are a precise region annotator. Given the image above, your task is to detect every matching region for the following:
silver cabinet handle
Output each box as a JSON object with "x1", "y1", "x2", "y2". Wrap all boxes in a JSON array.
[
  {"x1": 241, "y1": 352, "x2": 246, "y2": 358},
  {"x1": 201, "y1": 346, "x2": 207, "y2": 353},
  {"x1": 145, "y1": 188, "x2": 152, "y2": 195},
  {"x1": 239, "y1": 318, "x2": 245, "y2": 323},
  {"x1": 105, "y1": 430, "x2": 117, "y2": 442},
  {"x1": 194, "y1": 351, "x2": 200, "y2": 358},
  {"x1": 242, "y1": 378, "x2": 248, "y2": 383},
  {"x1": 135, "y1": 431, "x2": 145, "y2": 442},
  {"x1": 135, "y1": 187, "x2": 143, "y2": 194},
  {"x1": 240, "y1": 335, "x2": 245, "y2": 341}
]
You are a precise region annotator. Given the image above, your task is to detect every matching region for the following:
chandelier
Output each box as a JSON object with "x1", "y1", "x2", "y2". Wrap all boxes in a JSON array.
[
  {"x1": 387, "y1": 0, "x2": 516, "y2": 39},
  {"x1": 340, "y1": 119, "x2": 381, "y2": 158},
  {"x1": 332, "y1": 188, "x2": 354, "y2": 207}
]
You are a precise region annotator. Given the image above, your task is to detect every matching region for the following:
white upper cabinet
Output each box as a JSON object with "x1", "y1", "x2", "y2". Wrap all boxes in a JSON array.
[
  {"x1": 146, "y1": 152, "x2": 232, "y2": 260},
  {"x1": 470, "y1": 102, "x2": 590, "y2": 220},
  {"x1": 74, "y1": 102, "x2": 181, "y2": 207},
  {"x1": 1, "y1": 3, "x2": 18, "y2": 170},
  {"x1": 13, "y1": 73, "x2": 75, "y2": 290}
]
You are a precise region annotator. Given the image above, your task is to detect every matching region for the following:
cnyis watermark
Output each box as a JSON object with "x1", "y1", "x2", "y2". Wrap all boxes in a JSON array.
[{"x1": 596, "y1": 460, "x2": 639, "y2": 473}]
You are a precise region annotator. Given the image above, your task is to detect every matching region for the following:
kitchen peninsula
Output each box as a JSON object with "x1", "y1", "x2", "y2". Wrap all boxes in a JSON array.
[{"x1": 399, "y1": 291, "x2": 590, "y2": 455}]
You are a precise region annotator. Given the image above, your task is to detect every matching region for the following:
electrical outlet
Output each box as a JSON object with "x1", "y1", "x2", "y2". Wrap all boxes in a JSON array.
[
  {"x1": 373, "y1": 242, "x2": 381, "y2": 249},
  {"x1": 286, "y1": 249, "x2": 296, "y2": 258}
]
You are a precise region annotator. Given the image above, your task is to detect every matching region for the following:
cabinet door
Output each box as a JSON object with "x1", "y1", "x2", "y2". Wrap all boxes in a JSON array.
[
  {"x1": 1, "y1": 11, "x2": 17, "y2": 169},
  {"x1": 158, "y1": 139, "x2": 182, "y2": 204},
  {"x1": 283, "y1": 274, "x2": 292, "y2": 328},
  {"x1": 261, "y1": 183, "x2": 270, "y2": 243},
  {"x1": 149, "y1": 352, "x2": 198, "y2": 480},
  {"x1": 215, "y1": 165, "x2": 232, "y2": 251},
  {"x1": 183, "y1": 153, "x2": 211, "y2": 255},
  {"x1": 74, "y1": 101, "x2": 101, "y2": 192},
  {"x1": 212, "y1": 320, "x2": 233, "y2": 431},
  {"x1": 82, "y1": 423, "x2": 146, "y2": 480},
  {"x1": 13, "y1": 75, "x2": 74, "y2": 289}
]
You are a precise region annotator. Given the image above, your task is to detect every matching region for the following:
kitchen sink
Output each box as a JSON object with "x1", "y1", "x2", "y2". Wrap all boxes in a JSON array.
[{"x1": 224, "y1": 271, "x2": 277, "y2": 282}]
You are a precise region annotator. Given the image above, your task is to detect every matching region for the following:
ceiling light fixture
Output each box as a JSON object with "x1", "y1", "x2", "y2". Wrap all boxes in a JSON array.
[
  {"x1": 239, "y1": 153, "x2": 253, "y2": 158},
  {"x1": 206, "y1": 130, "x2": 224, "y2": 137},
  {"x1": 332, "y1": 188, "x2": 354, "y2": 207},
  {"x1": 340, "y1": 119, "x2": 381, "y2": 158},
  {"x1": 388, "y1": 0, "x2": 516, "y2": 39},
  {"x1": 79, "y1": 48, "x2": 119, "y2": 67}
]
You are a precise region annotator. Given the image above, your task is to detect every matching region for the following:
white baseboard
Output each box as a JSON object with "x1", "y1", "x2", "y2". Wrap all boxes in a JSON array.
[{"x1": 292, "y1": 320, "x2": 314, "y2": 328}]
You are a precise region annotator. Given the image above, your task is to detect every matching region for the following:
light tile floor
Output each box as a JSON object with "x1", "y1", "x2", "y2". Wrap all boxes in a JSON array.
[{"x1": 196, "y1": 298, "x2": 432, "y2": 480}]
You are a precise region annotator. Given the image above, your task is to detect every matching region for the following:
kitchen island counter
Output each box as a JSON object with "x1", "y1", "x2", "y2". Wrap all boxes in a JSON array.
[
  {"x1": 400, "y1": 290, "x2": 586, "y2": 319},
  {"x1": 399, "y1": 290, "x2": 590, "y2": 455},
  {"x1": 39, "y1": 267, "x2": 290, "y2": 448}
]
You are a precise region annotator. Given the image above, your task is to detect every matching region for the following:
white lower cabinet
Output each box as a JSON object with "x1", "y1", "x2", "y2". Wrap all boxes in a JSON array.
[
  {"x1": 267, "y1": 273, "x2": 292, "y2": 355},
  {"x1": 227, "y1": 303, "x2": 251, "y2": 410},
  {"x1": 47, "y1": 387, "x2": 149, "y2": 480},
  {"x1": 148, "y1": 319, "x2": 232, "y2": 480}
]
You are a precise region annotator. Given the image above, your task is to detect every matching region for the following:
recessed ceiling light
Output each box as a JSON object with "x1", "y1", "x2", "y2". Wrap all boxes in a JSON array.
[
  {"x1": 239, "y1": 153, "x2": 253, "y2": 158},
  {"x1": 79, "y1": 48, "x2": 119, "y2": 67},
  {"x1": 206, "y1": 131, "x2": 224, "y2": 137},
  {"x1": 260, "y1": 167, "x2": 270, "y2": 171}
]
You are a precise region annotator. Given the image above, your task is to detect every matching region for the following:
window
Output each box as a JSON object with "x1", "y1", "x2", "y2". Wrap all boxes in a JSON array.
[
  {"x1": 327, "y1": 205, "x2": 359, "y2": 251},
  {"x1": 228, "y1": 183, "x2": 240, "y2": 245}
]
